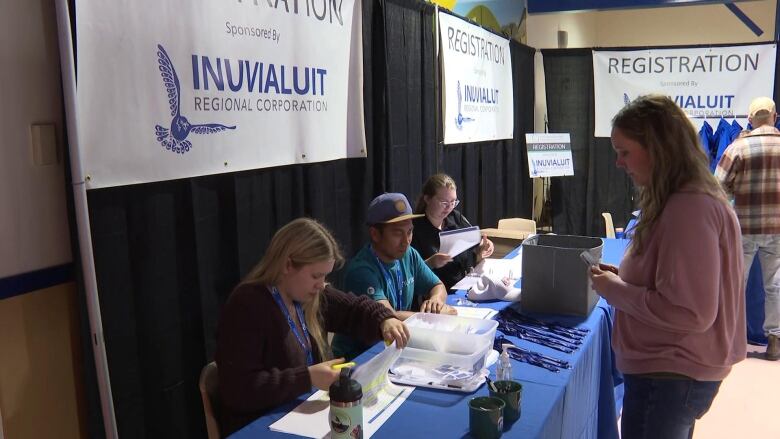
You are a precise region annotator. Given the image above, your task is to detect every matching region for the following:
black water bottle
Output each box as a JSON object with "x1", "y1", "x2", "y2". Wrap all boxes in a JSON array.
[{"x1": 329, "y1": 368, "x2": 363, "y2": 439}]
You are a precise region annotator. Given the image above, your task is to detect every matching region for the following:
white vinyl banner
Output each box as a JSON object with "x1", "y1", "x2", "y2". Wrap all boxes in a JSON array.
[
  {"x1": 438, "y1": 12, "x2": 514, "y2": 144},
  {"x1": 593, "y1": 44, "x2": 776, "y2": 137},
  {"x1": 75, "y1": 0, "x2": 365, "y2": 189}
]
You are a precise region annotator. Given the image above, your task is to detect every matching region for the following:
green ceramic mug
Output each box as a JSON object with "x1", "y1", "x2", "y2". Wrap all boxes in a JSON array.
[
  {"x1": 469, "y1": 396, "x2": 505, "y2": 439},
  {"x1": 489, "y1": 380, "x2": 523, "y2": 422}
]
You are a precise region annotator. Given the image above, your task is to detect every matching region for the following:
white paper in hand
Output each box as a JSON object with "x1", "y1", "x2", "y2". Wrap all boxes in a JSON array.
[{"x1": 439, "y1": 226, "x2": 481, "y2": 258}]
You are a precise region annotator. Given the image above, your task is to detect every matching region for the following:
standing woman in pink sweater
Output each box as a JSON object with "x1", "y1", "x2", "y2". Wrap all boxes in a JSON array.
[{"x1": 590, "y1": 94, "x2": 746, "y2": 439}]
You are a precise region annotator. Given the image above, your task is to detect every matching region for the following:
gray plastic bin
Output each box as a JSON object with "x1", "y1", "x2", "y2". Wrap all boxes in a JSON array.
[{"x1": 520, "y1": 234, "x2": 603, "y2": 317}]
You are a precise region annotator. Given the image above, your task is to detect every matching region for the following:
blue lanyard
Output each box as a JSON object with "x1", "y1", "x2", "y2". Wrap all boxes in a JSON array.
[
  {"x1": 370, "y1": 246, "x2": 406, "y2": 310},
  {"x1": 270, "y1": 287, "x2": 314, "y2": 366}
]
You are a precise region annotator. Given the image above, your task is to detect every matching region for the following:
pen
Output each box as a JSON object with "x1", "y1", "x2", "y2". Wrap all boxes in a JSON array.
[{"x1": 331, "y1": 362, "x2": 356, "y2": 370}]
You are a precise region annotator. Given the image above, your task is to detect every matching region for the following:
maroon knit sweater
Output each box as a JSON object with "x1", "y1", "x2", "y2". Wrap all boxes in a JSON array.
[{"x1": 215, "y1": 283, "x2": 394, "y2": 436}]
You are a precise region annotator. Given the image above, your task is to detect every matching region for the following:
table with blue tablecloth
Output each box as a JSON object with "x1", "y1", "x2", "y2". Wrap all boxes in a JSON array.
[{"x1": 230, "y1": 239, "x2": 629, "y2": 439}]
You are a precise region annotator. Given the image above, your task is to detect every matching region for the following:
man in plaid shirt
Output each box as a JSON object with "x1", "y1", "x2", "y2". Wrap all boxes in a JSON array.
[{"x1": 715, "y1": 96, "x2": 780, "y2": 361}]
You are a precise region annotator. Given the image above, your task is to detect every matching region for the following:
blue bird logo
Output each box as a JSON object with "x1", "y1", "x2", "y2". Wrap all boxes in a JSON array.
[
  {"x1": 455, "y1": 81, "x2": 475, "y2": 129},
  {"x1": 154, "y1": 44, "x2": 235, "y2": 154}
]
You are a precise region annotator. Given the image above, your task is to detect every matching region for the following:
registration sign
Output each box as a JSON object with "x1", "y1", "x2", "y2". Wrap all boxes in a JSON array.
[{"x1": 525, "y1": 133, "x2": 574, "y2": 177}]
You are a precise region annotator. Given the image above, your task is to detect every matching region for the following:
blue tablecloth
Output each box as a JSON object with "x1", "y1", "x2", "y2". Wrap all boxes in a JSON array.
[{"x1": 230, "y1": 239, "x2": 630, "y2": 439}]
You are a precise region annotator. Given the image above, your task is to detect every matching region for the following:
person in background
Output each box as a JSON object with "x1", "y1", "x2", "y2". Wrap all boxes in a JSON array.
[
  {"x1": 715, "y1": 96, "x2": 780, "y2": 361},
  {"x1": 411, "y1": 174, "x2": 494, "y2": 289},
  {"x1": 332, "y1": 193, "x2": 454, "y2": 359},
  {"x1": 216, "y1": 218, "x2": 410, "y2": 436},
  {"x1": 590, "y1": 95, "x2": 746, "y2": 438}
]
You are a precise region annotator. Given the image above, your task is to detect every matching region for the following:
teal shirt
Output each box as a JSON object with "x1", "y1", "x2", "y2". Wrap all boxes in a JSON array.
[{"x1": 332, "y1": 245, "x2": 442, "y2": 359}]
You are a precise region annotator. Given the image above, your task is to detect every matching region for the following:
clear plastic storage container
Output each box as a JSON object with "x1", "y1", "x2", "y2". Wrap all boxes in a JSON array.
[{"x1": 397, "y1": 313, "x2": 498, "y2": 372}]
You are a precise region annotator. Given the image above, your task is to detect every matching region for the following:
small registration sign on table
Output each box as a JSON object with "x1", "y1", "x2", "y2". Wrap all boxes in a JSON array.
[{"x1": 525, "y1": 133, "x2": 574, "y2": 178}]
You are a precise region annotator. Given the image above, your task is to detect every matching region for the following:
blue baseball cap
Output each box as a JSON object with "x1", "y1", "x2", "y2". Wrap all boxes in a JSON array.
[{"x1": 366, "y1": 193, "x2": 424, "y2": 225}]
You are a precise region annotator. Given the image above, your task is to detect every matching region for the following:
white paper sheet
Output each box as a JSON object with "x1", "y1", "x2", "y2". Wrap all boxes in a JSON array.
[
  {"x1": 269, "y1": 345, "x2": 413, "y2": 438},
  {"x1": 450, "y1": 275, "x2": 481, "y2": 291},
  {"x1": 439, "y1": 226, "x2": 481, "y2": 258},
  {"x1": 452, "y1": 306, "x2": 498, "y2": 320}
]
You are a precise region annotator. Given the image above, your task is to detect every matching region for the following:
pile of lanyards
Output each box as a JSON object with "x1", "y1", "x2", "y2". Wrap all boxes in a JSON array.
[{"x1": 494, "y1": 308, "x2": 589, "y2": 372}]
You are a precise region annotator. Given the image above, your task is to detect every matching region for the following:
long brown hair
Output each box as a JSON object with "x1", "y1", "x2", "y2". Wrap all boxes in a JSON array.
[
  {"x1": 611, "y1": 95, "x2": 728, "y2": 254},
  {"x1": 415, "y1": 173, "x2": 457, "y2": 213},
  {"x1": 242, "y1": 218, "x2": 344, "y2": 360}
]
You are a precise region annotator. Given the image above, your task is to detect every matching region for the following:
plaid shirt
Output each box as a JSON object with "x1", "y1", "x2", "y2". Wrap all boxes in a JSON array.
[{"x1": 715, "y1": 125, "x2": 780, "y2": 235}]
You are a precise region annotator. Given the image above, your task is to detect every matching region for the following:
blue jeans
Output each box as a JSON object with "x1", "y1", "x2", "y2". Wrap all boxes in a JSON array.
[
  {"x1": 621, "y1": 374, "x2": 721, "y2": 439},
  {"x1": 742, "y1": 234, "x2": 780, "y2": 336}
]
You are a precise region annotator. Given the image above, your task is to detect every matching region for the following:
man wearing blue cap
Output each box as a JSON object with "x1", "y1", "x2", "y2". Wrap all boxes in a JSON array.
[{"x1": 332, "y1": 193, "x2": 454, "y2": 359}]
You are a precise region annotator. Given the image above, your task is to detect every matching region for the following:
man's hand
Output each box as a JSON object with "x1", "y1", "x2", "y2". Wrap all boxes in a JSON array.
[
  {"x1": 380, "y1": 318, "x2": 410, "y2": 348},
  {"x1": 308, "y1": 358, "x2": 346, "y2": 391},
  {"x1": 420, "y1": 299, "x2": 457, "y2": 315},
  {"x1": 420, "y1": 298, "x2": 444, "y2": 313},
  {"x1": 426, "y1": 253, "x2": 453, "y2": 269}
]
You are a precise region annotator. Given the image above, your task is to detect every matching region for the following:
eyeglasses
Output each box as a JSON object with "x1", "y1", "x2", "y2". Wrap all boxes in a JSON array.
[{"x1": 436, "y1": 199, "x2": 460, "y2": 208}]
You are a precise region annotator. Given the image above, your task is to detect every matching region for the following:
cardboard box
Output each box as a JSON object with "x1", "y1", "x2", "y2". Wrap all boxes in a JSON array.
[
  {"x1": 481, "y1": 228, "x2": 532, "y2": 259},
  {"x1": 521, "y1": 234, "x2": 603, "y2": 317}
]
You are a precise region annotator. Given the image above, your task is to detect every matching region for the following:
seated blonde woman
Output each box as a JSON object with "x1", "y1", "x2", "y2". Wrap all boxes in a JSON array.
[{"x1": 215, "y1": 218, "x2": 409, "y2": 435}]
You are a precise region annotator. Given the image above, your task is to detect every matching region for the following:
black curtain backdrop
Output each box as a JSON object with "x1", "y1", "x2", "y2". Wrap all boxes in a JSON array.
[
  {"x1": 542, "y1": 49, "x2": 634, "y2": 236},
  {"x1": 72, "y1": 1, "x2": 534, "y2": 436},
  {"x1": 439, "y1": 40, "x2": 535, "y2": 227}
]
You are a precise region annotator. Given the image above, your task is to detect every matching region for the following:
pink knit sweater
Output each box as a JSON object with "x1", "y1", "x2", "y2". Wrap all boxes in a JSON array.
[{"x1": 600, "y1": 191, "x2": 746, "y2": 381}]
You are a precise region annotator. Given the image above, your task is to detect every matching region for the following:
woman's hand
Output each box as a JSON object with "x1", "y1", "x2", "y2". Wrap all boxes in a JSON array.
[
  {"x1": 381, "y1": 318, "x2": 410, "y2": 348},
  {"x1": 308, "y1": 358, "x2": 346, "y2": 391},
  {"x1": 479, "y1": 235, "x2": 495, "y2": 259},
  {"x1": 426, "y1": 253, "x2": 453, "y2": 269},
  {"x1": 597, "y1": 263, "x2": 619, "y2": 275},
  {"x1": 589, "y1": 264, "x2": 622, "y2": 298}
]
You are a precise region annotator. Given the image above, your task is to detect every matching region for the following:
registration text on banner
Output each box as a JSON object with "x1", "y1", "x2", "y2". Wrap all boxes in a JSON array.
[{"x1": 438, "y1": 12, "x2": 514, "y2": 144}]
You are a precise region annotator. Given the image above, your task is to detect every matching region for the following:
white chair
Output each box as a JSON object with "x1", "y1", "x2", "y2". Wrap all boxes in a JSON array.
[
  {"x1": 601, "y1": 212, "x2": 616, "y2": 239},
  {"x1": 199, "y1": 361, "x2": 221, "y2": 439},
  {"x1": 497, "y1": 218, "x2": 537, "y2": 234}
]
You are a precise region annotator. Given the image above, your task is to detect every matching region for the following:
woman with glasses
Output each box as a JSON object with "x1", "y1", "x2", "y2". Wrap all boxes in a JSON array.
[{"x1": 411, "y1": 173, "x2": 494, "y2": 289}]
